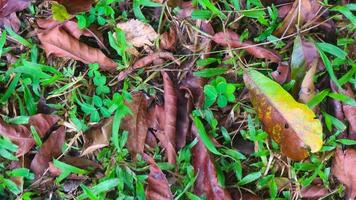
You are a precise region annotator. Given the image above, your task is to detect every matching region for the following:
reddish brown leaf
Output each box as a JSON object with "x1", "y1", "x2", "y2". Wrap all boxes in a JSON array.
[
  {"x1": 301, "y1": 183, "x2": 329, "y2": 199},
  {"x1": 332, "y1": 148, "x2": 356, "y2": 199},
  {"x1": 176, "y1": 90, "x2": 192, "y2": 149},
  {"x1": 344, "y1": 105, "x2": 356, "y2": 139},
  {"x1": 299, "y1": 60, "x2": 318, "y2": 104},
  {"x1": 0, "y1": 114, "x2": 59, "y2": 156},
  {"x1": 121, "y1": 92, "x2": 149, "y2": 158},
  {"x1": 133, "y1": 52, "x2": 180, "y2": 68},
  {"x1": 192, "y1": 125, "x2": 232, "y2": 200},
  {"x1": 213, "y1": 30, "x2": 281, "y2": 62},
  {"x1": 160, "y1": 26, "x2": 177, "y2": 51},
  {"x1": 271, "y1": 62, "x2": 290, "y2": 84},
  {"x1": 180, "y1": 73, "x2": 205, "y2": 108},
  {"x1": 37, "y1": 19, "x2": 117, "y2": 71},
  {"x1": 49, "y1": 0, "x2": 94, "y2": 14},
  {"x1": 81, "y1": 118, "x2": 112, "y2": 156},
  {"x1": 30, "y1": 126, "x2": 66, "y2": 177},
  {"x1": 143, "y1": 154, "x2": 173, "y2": 200},
  {"x1": 0, "y1": 0, "x2": 29, "y2": 32},
  {"x1": 273, "y1": 0, "x2": 321, "y2": 36}
]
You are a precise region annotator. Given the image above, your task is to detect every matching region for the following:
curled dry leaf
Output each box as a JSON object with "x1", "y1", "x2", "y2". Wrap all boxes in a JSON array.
[
  {"x1": 160, "y1": 26, "x2": 177, "y2": 51},
  {"x1": 121, "y1": 92, "x2": 149, "y2": 157},
  {"x1": 213, "y1": 30, "x2": 281, "y2": 62},
  {"x1": 243, "y1": 69, "x2": 323, "y2": 160},
  {"x1": 299, "y1": 60, "x2": 318, "y2": 104},
  {"x1": 192, "y1": 126, "x2": 232, "y2": 200},
  {"x1": 37, "y1": 19, "x2": 117, "y2": 71},
  {"x1": 143, "y1": 154, "x2": 173, "y2": 200},
  {"x1": 332, "y1": 148, "x2": 356, "y2": 199},
  {"x1": 176, "y1": 90, "x2": 192, "y2": 149},
  {"x1": 30, "y1": 126, "x2": 66, "y2": 177},
  {"x1": 162, "y1": 72, "x2": 177, "y2": 149},
  {"x1": 0, "y1": 0, "x2": 29, "y2": 32},
  {"x1": 82, "y1": 118, "x2": 112, "y2": 156},
  {"x1": 117, "y1": 19, "x2": 158, "y2": 48},
  {"x1": 271, "y1": 62, "x2": 290, "y2": 84},
  {"x1": 273, "y1": 0, "x2": 321, "y2": 36},
  {"x1": 0, "y1": 114, "x2": 60, "y2": 156},
  {"x1": 49, "y1": 0, "x2": 94, "y2": 14},
  {"x1": 180, "y1": 73, "x2": 205, "y2": 108}
]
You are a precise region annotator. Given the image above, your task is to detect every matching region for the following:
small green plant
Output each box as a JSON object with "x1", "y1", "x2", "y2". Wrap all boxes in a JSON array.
[{"x1": 203, "y1": 76, "x2": 236, "y2": 108}]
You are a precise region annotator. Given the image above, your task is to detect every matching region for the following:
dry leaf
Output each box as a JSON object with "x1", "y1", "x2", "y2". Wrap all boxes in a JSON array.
[
  {"x1": 117, "y1": 19, "x2": 158, "y2": 48},
  {"x1": 271, "y1": 62, "x2": 290, "y2": 84},
  {"x1": 213, "y1": 30, "x2": 281, "y2": 62},
  {"x1": 299, "y1": 60, "x2": 317, "y2": 104},
  {"x1": 121, "y1": 92, "x2": 149, "y2": 157},
  {"x1": 37, "y1": 19, "x2": 117, "y2": 71},
  {"x1": 0, "y1": 0, "x2": 29, "y2": 32},
  {"x1": 244, "y1": 69, "x2": 323, "y2": 160},
  {"x1": 160, "y1": 26, "x2": 177, "y2": 50},
  {"x1": 30, "y1": 126, "x2": 66, "y2": 177},
  {"x1": 0, "y1": 114, "x2": 60, "y2": 157},
  {"x1": 143, "y1": 154, "x2": 173, "y2": 200},
  {"x1": 82, "y1": 118, "x2": 113, "y2": 156},
  {"x1": 49, "y1": 0, "x2": 94, "y2": 14},
  {"x1": 332, "y1": 148, "x2": 356, "y2": 199}
]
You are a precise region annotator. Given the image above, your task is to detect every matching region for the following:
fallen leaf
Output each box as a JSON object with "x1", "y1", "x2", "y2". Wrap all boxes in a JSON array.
[
  {"x1": 143, "y1": 153, "x2": 173, "y2": 200},
  {"x1": 0, "y1": 114, "x2": 60, "y2": 156},
  {"x1": 37, "y1": 19, "x2": 117, "y2": 71},
  {"x1": 160, "y1": 26, "x2": 177, "y2": 50},
  {"x1": 49, "y1": 0, "x2": 94, "y2": 14},
  {"x1": 213, "y1": 30, "x2": 281, "y2": 62},
  {"x1": 162, "y1": 72, "x2": 177, "y2": 158},
  {"x1": 243, "y1": 69, "x2": 323, "y2": 160},
  {"x1": 271, "y1": 62, "x2": 290, "y2": 84},
  {"x1": 343, "y1": 105, "x2": 356, "y2": 139},
  {"x1": 332, "y1": 148, "x2": 356, "y2": 199},
  {"x1": 301, "y1": 183, "x2": 329, "y2": 199},
  {"x1": 0, "y1": 0, "x2": 29, "y2": 32},
  {"x1": 176, "y1": 90, "x2": 192, "y2": 149},
  {"x1": 48, "y1": 156, "x2": 100, "y2": 178},
  {"x1": 192, "y1": 125, "x2": 232, "y2": 200},
  {"x1": 81, "y1": 118, "x2": 113, "y2": 156},
  {"x1": 117, "y1": 19, "x2": 158, "y2": 48},
  {"x1": 299, "y1": 60, "x2": 318, "y2": 104},
  {"x1": 180, "y1": 73, "x2": 205, "y2": 108},
  {"x1": 121, "y1": 92, "x2": 149, "y2": 157},
  {"x1": 30, "y1": 126, "x2": 66, "y2": 177},
  {"x1": 273, "y1": 0, "x2": 321, "y2": 36}
]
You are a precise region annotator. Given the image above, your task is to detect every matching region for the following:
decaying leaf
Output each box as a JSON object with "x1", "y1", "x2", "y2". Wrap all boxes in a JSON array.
[
  {"x1": 301, "y1": 183, "x2": 329, "y2": 199},
  {"x1": 143, "y1": 154, "x2": 173, "y2": 200},
  {"x1": 299, "y1": 60, "x2": 318, "y2": 104},
  {"x1": 271, "y1": 62, "x2": 290, "y2": 84},
  {"x1": 332, "y1": 148, "x2": 356, "y2": 199},
  {"x1": 192, "y1": 126, "x2": 232, "y2": 200},
  {"x1": 0, "y1": 114, "x2": 60, "y2": 156},
  {"x1": 0, "y1": 0, "x2": 30, "y2": 32},
  {"x1": 49, "y1": 0, "x2": 94, "y2": 14},
  {"x1": 30, "y1": 126, "x2": 66, "y2": 177},
  {"x1": 117, "y1": 19, "x2": 158, "y2": 48},
  {"x1": 82, "y1": 118, "x2": 113, "y2": 156},
  {"x1": 243, "y1": 69, "x2": 323, "y2": 160},
  {"x1": 37, "y1": 19, "x2": 117, "y2": 70},
  {"x1": 121, "y1": 92, "x2": 149, "y2": 157},
  {"x1": 213, "y1": 30, "x2": 281, "y2": 62},
  {"x1": 160, "y1": 26, "x2": 177, "y2": 51},
  {"x1": 273, "y1": 0, "x2": 321, "y2": 36}
]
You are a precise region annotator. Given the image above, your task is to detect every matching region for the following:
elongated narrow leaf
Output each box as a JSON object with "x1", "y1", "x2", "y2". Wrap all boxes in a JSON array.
[{"x1": 243, "y1": 69, "x2": 323, "y2": 160}]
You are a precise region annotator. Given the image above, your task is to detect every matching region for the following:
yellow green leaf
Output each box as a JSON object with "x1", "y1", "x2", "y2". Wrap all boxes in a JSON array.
[
  {"x1": 243, "y1": 69, "x2": 323, "y2": 160},
  {"x1": 51, "y1": 2, "x2": 71, "y2": 22}
]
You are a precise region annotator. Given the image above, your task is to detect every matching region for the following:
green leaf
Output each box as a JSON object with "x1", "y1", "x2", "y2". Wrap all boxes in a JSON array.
[
  {"x1": 198, "y1": 0, "x2": 227, "y2": 19},
  {"x1": 191, "y1": 10, "x2": 212, "y2": 20},
  {"x1": 53, "y1": 159, "x2": 87, "y2": 183},
  {"x1": 317, "y1": 45, "x2": 341, "y2": 89},
  {"x1": 30, "y1": 126, "x2": 42, "y2": 147},
  {"x1": 76, "y1": 15, "x2": 87, "y2": 29},
  {"x1": 0, "y1": 73, "x2": 20, "y2": 103},
  {"x1": 5, "y1": 26, "x2": 32, "y2": 47},
  {"x1": 52, "y1": 2, "x2": 71, "y2": 22},
  {"x1": 328, "y1": 92, "x2": 356, "y2": 106},
  {"x1": 0, "y1": 31, "x2": 6, "y2": 56},
  {"x1": 238, "y1": 172, "x2": 262, "y2": 185},
  {"x1": 307, "y1": 89, "x2": 330, "y2": 108},
  {"x1": 331, "y1": 5, "x2": 356, "y2": 25},
  {"x1": 80, "y1": 184, "x2": 99, "y2": 200},
  {"x1": 316, "y1": 42, "x2": 347, "y2": 59},
  {"x1": 221, "y1": 148, "x2": 246, "y2": 160},
  {"x1": 336, "y1": 139, "x2": 356, "y2": 145},
  {"x1": 217, "y1": 95, "x2": 228, "y2": 108},
  {"x1": 77, "y1": 179, "x2": 119, "y2": 200},
  {"x1": 204, "y1": 85, "x2": 218, "y2": 107},
  {"x1": 193, "y1": 67, "x2": 227, "y2": 78},
  {"x1": 196, "y1": 58, "x2": 218, "y2": 67},
  {"x1": 193, "y1": 117, "x2": 221, "y2": 155}
]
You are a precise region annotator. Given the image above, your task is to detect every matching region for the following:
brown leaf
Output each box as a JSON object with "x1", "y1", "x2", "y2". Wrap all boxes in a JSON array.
[
  {"x1": 301, "y1": 183, "x2": 329, "y2": 199},
  {"x1": 143, "y1": 154, "x2": 173, "y2": 200},
  {"x1": 180, "y1": 73, "x2": 205, "y2": 108},
  {"x1": 37, "y1": 19, "x2": 117, "y2": 71},
  {"x1": 0, "y1": 0, "x2": 30, "y2": 32},
  {"x1": 213, "y1": 30, "x2": 281, "y2": 62},
  {"x1": 121, "y1": 92, "x2": 149, "y2": 157},
  {"x1": 117, "y1": 19, "x2": 158, "y2": 48},
  {"x1": 271, "y1": 62, "x2": 290, "y2": 84},
  {"x1": 50, "y1": 0, "x2": 94, "y2": 14},
  {"x1": 192, "y1": 125, "x2": 232, "y2": 200},
  {"x1": 273, "y1": 0, "x2": 321, "y2": 36},
  {"x1": 176, "y1": 90, "x2": 192, "y2": 149},
  {"x1": 160, "y1": 26, "x2": 177, "y2": 51},
  {"x1": 344, "y1": 105, "x2": 356, "y2": 139},
  {"x1": 332, "y1": 148, "x2": 356, "y2": 199},
  {"x1": 299, "y1": 60, "x2": 317, "y2": 104},
  {"x1": 0, "y1": 114, "x2": 59, "y2": 156},
  {"x1": 81, "y1": 118, "x2": 112, "y2": 156},
  {"x1": 30, "y1": 126, "x2": 66, "y2": 177}
]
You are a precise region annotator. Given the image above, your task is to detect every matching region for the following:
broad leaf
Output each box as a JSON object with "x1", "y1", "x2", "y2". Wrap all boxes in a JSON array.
[{"x1": 243, "y1": 69, "x2": 323, "y2": 160}]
